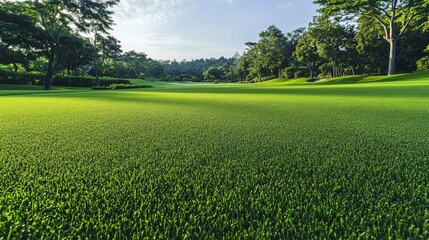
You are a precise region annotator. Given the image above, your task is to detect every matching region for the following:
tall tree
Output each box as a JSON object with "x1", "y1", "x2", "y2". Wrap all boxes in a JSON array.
[
  {"x1": 144, "y1": 59, "x2": 165, "y2": 78},
  {"x1": 355, "y1": 17, "x2": 389, "y2": 74},
  {"x1": 122, "y1": 51, "x2": 147, "y2": 79},
  {"x1": 314, "y1": 0, "x2": 429, "y2": 75},
  {"x1": 294, "y1": 32, "x2": 320, "y2": 79},
  {"x1": 79, "y1": 0, "x2": 120, "y2": 85},
  {"x1": 92, "y1": 35, "x2": 122, "y2": 81},
  {"x1": 257, "y1": 25, "x2": 290, "y2": 78},
  {"x1": 28, "y1": 0, "x2": 120, "y2": 90},
  {"x1": 307, "y1": 17, "x2": 357, "y2": 77},
  {"x1": 60, "y1": 34, "x2": 96, "y2": 76}
]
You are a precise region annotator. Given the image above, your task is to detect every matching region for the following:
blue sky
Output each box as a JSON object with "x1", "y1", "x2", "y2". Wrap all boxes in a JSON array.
[{"x1": 112, "y1": 0, "x2": 319, "y2": 60}]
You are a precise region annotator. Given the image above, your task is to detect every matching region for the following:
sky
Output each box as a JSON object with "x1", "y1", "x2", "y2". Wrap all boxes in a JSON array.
[{"x1": 111, "y1": 0, "x2": 319, "y2": 60}]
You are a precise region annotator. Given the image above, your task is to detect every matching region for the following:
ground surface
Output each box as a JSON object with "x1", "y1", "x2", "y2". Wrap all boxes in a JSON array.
[{"x1": 1, "y1": 73, "x2": 429, "y2": 238}]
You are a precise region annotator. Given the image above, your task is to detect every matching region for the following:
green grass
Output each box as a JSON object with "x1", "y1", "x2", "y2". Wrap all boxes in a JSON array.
[
  {"x1": 259, "y1": 71, "x2": 429, "y2": 86},
  {"x1": 1, "y1": 73, "x2": 429, "y2": 238},
  {"x1": 0, "y1": 85, "x2": 90, "y2": 96}
]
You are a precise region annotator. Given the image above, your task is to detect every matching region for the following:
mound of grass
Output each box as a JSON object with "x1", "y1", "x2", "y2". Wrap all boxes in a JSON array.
[
  {"x1": 0, "y1": 72, "x2": 429, "y2": 238},
  {"x1": 258, "y1": 71, "x2": 429, "y2": 86}
]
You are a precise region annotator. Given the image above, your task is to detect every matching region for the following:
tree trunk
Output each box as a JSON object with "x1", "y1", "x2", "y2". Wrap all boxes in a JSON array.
[
  {"x1": 44, "y1": 49, "x2": 55, "y2": 90},
  {"x1": 307, "y1": 63, "x2": 314, "y2": 79},
  {"x1": 95, "y1": 67, "x2": 100, "y2": 86},
  {"x1": 44, "y1": 41, "x2": 61, "y2": 90},
  {"x1": 388, "y1": 39, "x2": 397, "y2": 75},
  {"x1": 44, "y1": 69, "x2": 54, "y2": 90}
]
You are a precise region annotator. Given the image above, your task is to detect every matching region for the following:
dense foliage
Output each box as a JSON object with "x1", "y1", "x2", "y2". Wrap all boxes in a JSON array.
[
  {"x1": 2, "y1": 1, "x2": 429, "y2": 85},
  {"x1": 0, "y1": 69, "x2": 130, "y2": 87},
  {"x1": 1, "y1": 73, "x2": 429, "y2": 238}
]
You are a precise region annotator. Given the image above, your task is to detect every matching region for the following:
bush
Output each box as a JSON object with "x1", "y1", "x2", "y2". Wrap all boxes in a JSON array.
[
  {"x1": 417, "y1": 56, "x2": 429, "y2": 71},
  {"x1": 0, "y1": 69, "x2": 43, "y2": 85},
  {"x1": 0, "y1": 69, "x2": 131, "y2": 87}
]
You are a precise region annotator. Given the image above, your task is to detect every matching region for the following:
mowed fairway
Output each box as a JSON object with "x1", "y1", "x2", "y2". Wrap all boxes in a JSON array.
[{"x1": 1, "y1": 76, "x2": 429, "y2": 238}]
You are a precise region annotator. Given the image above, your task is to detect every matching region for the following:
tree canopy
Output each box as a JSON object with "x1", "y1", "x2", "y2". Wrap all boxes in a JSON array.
[
  {"x1": 2, "y1": 0, "x2": 429, "y2": 85},
  {"x1": 314, "y1": 0, "x2": 429, "y2": 75}
]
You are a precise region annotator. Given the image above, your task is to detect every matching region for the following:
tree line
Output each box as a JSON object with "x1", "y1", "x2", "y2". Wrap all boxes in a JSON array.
[{"x1": 1, "y1": 0, "x2": 429, "y2": 88}]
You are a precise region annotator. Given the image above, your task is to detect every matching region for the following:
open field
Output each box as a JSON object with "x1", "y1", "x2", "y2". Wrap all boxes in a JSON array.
[{"x1": 1, "y1": 73, "x2": 429, "y2": 238}]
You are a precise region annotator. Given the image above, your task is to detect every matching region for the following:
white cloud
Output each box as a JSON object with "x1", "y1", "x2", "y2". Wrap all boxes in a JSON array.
[
  {"x1": 217, "y1": 0, "x2": 233, "y2": 4},
  {"x1": 113, "y1": 0, "x2": 237, "y2": 23},
  {"x1": 113, "y1": 31, "x2": 238, "y2": 60},
  {"x1": 113, "y1": 0, "x2": 190, "y2": 23}
]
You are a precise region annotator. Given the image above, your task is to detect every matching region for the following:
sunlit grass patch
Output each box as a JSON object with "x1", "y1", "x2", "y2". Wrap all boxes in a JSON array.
[{"x1": 1, "y1": 73, "x2": 429, "y2": 238}]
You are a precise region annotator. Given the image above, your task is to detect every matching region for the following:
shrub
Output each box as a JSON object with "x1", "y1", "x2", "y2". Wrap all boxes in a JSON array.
[
  {"x1": 417, "y1": 56, "x2": 429, "y2": 71},
  {"x1": 0, "y1": 69, "x2": 131, "y2": 87},
  {"x1": 0, "y1": 69, "x2": 43, "y2": 85}
]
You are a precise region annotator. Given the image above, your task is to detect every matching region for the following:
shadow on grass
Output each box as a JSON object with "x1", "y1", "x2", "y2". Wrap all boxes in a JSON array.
[
  {"x1": 2, "y1": 71, "x2": 429, "y2": 99},
  {"x1": 0, "y1": 84, "x2": 91, "y2": 96}
]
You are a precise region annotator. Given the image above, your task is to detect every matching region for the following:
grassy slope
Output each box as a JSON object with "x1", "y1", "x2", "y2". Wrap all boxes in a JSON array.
[
  {"x1": 1, "y1": 73, "x2": 429, "y2": 238},
  {"x1": 259, "y1": 71, "x2": 429, "y2": 86}
]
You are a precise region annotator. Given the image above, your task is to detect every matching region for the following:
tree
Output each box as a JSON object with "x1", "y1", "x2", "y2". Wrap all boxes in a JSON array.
[
  {"x1": 355, "y1": 17, "x2": 389, "y2": 74},
  {"x1": 28, "y1": 0, "x2": 119, "y2": 90},
  {"x1": 314, "y1": 0, "x2": 429, "y2": 75},
  {"x1": 79, "y1": 0, "x2": 120, "y2": 85},
  {"x1": 294, "y1": 32, "x2": 320, "y2": 79},
  {"x1": 92, "y1": 35, "x2": 122, "y2": 82},
  {"x1": 308, "y1": 17, "x2": 357, "y2": 77},
  {"x1": 122, "y1": 51, "x2": 147, "y2": 78},
  {"x1": 203, "y1": 66, "x2": 225, "y2": 80},
  {"x1": 235, "y1": 52, "x2": 251, "y2": 81},
  {"x1": 245, "y1": 41, "x2": 268, "y2": 82},
  {"x1": 255, "y1": 25, "x2": 290, "y2": 78},
  {"x1": 144, "y1": 59, "x2": 165, "y2": 78},
  {"x1": 60, "y1": 35, "x2": 96, "y2": 76},
  {"x1": 0, "y1": 2, "x2": 46, "y2": 70}
]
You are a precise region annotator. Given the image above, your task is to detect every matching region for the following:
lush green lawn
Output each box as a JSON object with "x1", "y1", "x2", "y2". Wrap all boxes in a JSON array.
[{"x1": 1, "y1": 73, "x2": 429, "y2": 238}]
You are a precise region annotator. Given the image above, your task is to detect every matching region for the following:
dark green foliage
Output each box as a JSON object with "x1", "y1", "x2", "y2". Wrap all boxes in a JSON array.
[
  {"x1": 162, "y1": 57, "x2": 235, "y2": 82},
  {"x1": 314, "y1": 0, "x2": 429, "y2": 75},
  {"x1": 0, "y1": 2, "x2": 47, "y2": 68},
  {"x1": 238, "y1": 26, "x2": 294, "y2": 82},
  {"x1": 417, "y1": 56, "x2": 429, "y2": 71},
  {"x1": 0, "y1": 69, "x2": 43, "y2": 85},
  {"x1": 0, "y1": 69, "x2": 129, "y2": 87},
  {"x1": 60, "y1": 35, "x2": 97, "y2": 76},
  {"x1": 284, "y1": 66, "x2": 308, "y2": 79},
  {"x1": 203, "y1": 66, "x2": 226, "y2": 80},
  {"x1": 355, "y1": 17, "x2": 389, "y2": 75},
  {"x1": 121, "y1": 51, "x2": 148, "y2": 79}
]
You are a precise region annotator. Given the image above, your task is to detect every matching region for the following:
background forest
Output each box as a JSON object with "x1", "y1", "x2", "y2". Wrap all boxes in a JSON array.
[{"x1": 1, "y1": 0, "x2": 429, "y2": 88}]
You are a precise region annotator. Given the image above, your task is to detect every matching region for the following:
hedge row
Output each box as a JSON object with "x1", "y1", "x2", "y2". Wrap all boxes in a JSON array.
[
  {"x1": 92, "y1": 84, "x2": 153, "y2": 90},
  {"x1": 0, "y1": 69, "x2": 130, "y2": 87}
]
